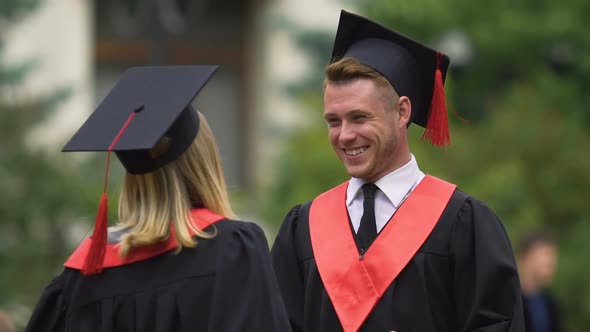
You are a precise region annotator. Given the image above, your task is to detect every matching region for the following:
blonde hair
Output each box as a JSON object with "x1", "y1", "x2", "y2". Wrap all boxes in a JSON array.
[
  {"x1": 324, "y1": 57, "x2": 399, "y2": 108},
  {"x1": 116, "y1": 112, "x2": 234, "y2": 256}
]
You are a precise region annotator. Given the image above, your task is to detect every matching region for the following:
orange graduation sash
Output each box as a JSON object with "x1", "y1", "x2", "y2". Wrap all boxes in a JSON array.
[
  {"x1": 309, "y1": 175, "x2": 456, "y2": 332},
  {"x1": 65, "y1": 208, "x2": 225, "y2": 270}
]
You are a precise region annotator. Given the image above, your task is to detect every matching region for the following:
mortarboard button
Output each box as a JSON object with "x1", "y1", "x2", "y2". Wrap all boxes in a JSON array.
[{"x1": 133, "y1": 104, "x2": 145, "y2": 113}]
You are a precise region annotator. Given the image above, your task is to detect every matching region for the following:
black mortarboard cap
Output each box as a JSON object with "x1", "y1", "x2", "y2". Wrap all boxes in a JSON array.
[
  {"x1": 63, "y1": 65, "x2": 218, "y2": 174},
  {"x1": 331, "y1": 10, "x2": 451, "y2": 147}
]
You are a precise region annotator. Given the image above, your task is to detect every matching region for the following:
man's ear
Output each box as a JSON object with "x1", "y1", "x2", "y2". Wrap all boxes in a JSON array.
[{"x1": 398, "y1": 96, "x2": 412, "y2": 128}]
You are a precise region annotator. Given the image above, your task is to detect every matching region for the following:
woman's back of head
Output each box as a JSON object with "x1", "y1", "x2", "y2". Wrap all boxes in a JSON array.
[{"x1": 117, "y1": 112, "x2": 234, "y2": 256}]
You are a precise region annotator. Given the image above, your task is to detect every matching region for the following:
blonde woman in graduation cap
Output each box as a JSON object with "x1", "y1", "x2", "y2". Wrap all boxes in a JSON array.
[{"x1": 26, "y1": 66, "x2": 290, "y2": 332}]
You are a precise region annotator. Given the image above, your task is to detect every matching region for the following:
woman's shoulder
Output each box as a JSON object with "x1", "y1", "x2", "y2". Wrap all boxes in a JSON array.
[
  {"x1": 192, "y1": 209, "x2": 263, "y2": 236},
  {"x1": 212, "y1": 219, "x2": 267, "y2": 242}
]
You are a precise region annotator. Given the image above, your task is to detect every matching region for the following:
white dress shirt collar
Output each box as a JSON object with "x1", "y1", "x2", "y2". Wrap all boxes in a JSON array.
[{"x1": 346, "y1": 154, "x2": 423, "y2": 209}]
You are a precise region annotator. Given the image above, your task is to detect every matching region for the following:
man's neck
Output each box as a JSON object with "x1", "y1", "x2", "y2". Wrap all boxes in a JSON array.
[{"x1": 388, "y1": 148, "x2": 412, "y2": 178}]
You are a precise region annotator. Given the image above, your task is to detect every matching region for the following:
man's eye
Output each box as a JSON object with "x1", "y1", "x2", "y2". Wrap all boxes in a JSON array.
[{"x1": 326, "y1": 119, "x2": 340, "y2": 127}]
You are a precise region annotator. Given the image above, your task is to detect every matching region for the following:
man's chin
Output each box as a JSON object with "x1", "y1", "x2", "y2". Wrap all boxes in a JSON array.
[{"x1": 344, "y1": 166, "x2": 366, "y2": 179}]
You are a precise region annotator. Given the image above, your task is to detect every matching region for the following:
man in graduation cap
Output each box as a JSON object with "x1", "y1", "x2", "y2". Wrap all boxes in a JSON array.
[
  {"x1": 271, "y1": 10, "x2": 525, "y2": 332},
  {"x1": 25, "y1": 66, "x2": 291, "y2": 331}
]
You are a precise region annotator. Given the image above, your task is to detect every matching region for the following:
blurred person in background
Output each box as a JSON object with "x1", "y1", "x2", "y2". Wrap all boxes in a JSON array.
[
  {"x1": 0, "y1": 310, "x2": 15, "y2": 332},
  {"x1": 25, "y1": 66, "x2": 290, "y2": 332},
  {"x1": 271, "y1": 10, "x2": 524, "y2": 332},
  {"x1": 518, "y1": 230, "x2": 561, "y2": 332}
]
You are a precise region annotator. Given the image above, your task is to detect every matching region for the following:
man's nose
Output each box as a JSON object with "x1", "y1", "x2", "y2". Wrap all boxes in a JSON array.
[{"x1": 338, "y1": 122, "x2": 356, "y2": 144}]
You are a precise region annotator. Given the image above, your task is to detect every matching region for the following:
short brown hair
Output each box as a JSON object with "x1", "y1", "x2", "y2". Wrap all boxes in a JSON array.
[{"x1": 324, "y1": 57, "x2": 399, "y2": 108}]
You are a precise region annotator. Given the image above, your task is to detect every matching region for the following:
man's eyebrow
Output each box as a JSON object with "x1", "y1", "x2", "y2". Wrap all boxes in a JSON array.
[
  {"x1": 324, "y1": 109, "x2": 371, "y2": 119},
  {"x1": 348, "y1": 109, "x2": 370, "y2": 115},
  {"x1": 324, "y1": 113, "x2": 338, "y2": 120}
]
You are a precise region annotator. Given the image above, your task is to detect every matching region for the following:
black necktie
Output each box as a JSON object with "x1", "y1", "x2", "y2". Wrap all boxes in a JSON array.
[{"x1": 358, "y1": 183, "x2": 378, "y2": 254}]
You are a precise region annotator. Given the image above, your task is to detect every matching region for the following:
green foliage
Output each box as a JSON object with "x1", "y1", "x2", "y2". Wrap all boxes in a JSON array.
[
  {"x1": 0, "y1": 1, "x2": 107, "y2": 328},
  {"x1": 261, "y1": 75, "x2": 347, "y2": 227},
  {"x1": 263, "y1": 0, "x2": 590, "y2": 329},
  {"x1": 262, "y1": 121, "x2": 348, "y2": 226}
]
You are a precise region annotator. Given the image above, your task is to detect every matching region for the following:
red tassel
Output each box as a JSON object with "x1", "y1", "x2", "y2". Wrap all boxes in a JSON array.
[
  {"x1": 78, "y1": 111, "x2": 135, "y2": 275},
  {"x1": 81, "y1": 192, "x2": 108, "y2": 275},
  {"x1": 422, "y1": 54, "x2": 450, "y2": 148}
]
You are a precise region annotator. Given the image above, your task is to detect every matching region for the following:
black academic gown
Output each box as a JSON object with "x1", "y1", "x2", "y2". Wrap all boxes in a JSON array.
[
  {"x1": 271, "y1": 188, "x2": 525, "y2": 332},
  {"x1": 26, "y1": 218, "x2": 291, "y2": 332}
]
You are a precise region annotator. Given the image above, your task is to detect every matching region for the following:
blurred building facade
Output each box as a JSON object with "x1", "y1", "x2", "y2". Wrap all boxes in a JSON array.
[
  {"x1": 3, "y1": 0, "x2": 350, "y2": 199},
  {"x1": 2, "y1": 0, "x2": 93, "y2": 151},
  {"x1": 93, "y1": 0, "x2": 267, "y2": 190}
]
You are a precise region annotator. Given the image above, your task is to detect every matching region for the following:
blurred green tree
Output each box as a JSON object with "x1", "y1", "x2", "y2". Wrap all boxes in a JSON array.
[
  {"x1": 0, "y1": 0, "x2": 109, "y2": 326},
  {"x1": 263, "y1": 0, "x2": 590, "y2": 329}
]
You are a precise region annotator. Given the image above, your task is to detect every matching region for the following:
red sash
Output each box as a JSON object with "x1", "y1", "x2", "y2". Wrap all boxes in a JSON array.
[
  {"x1": 309, "y1": 175, "x2": 456, "y2": 332},
  {"x1": 64, "y1": 208, "x2": 224, "y2": 270}
]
